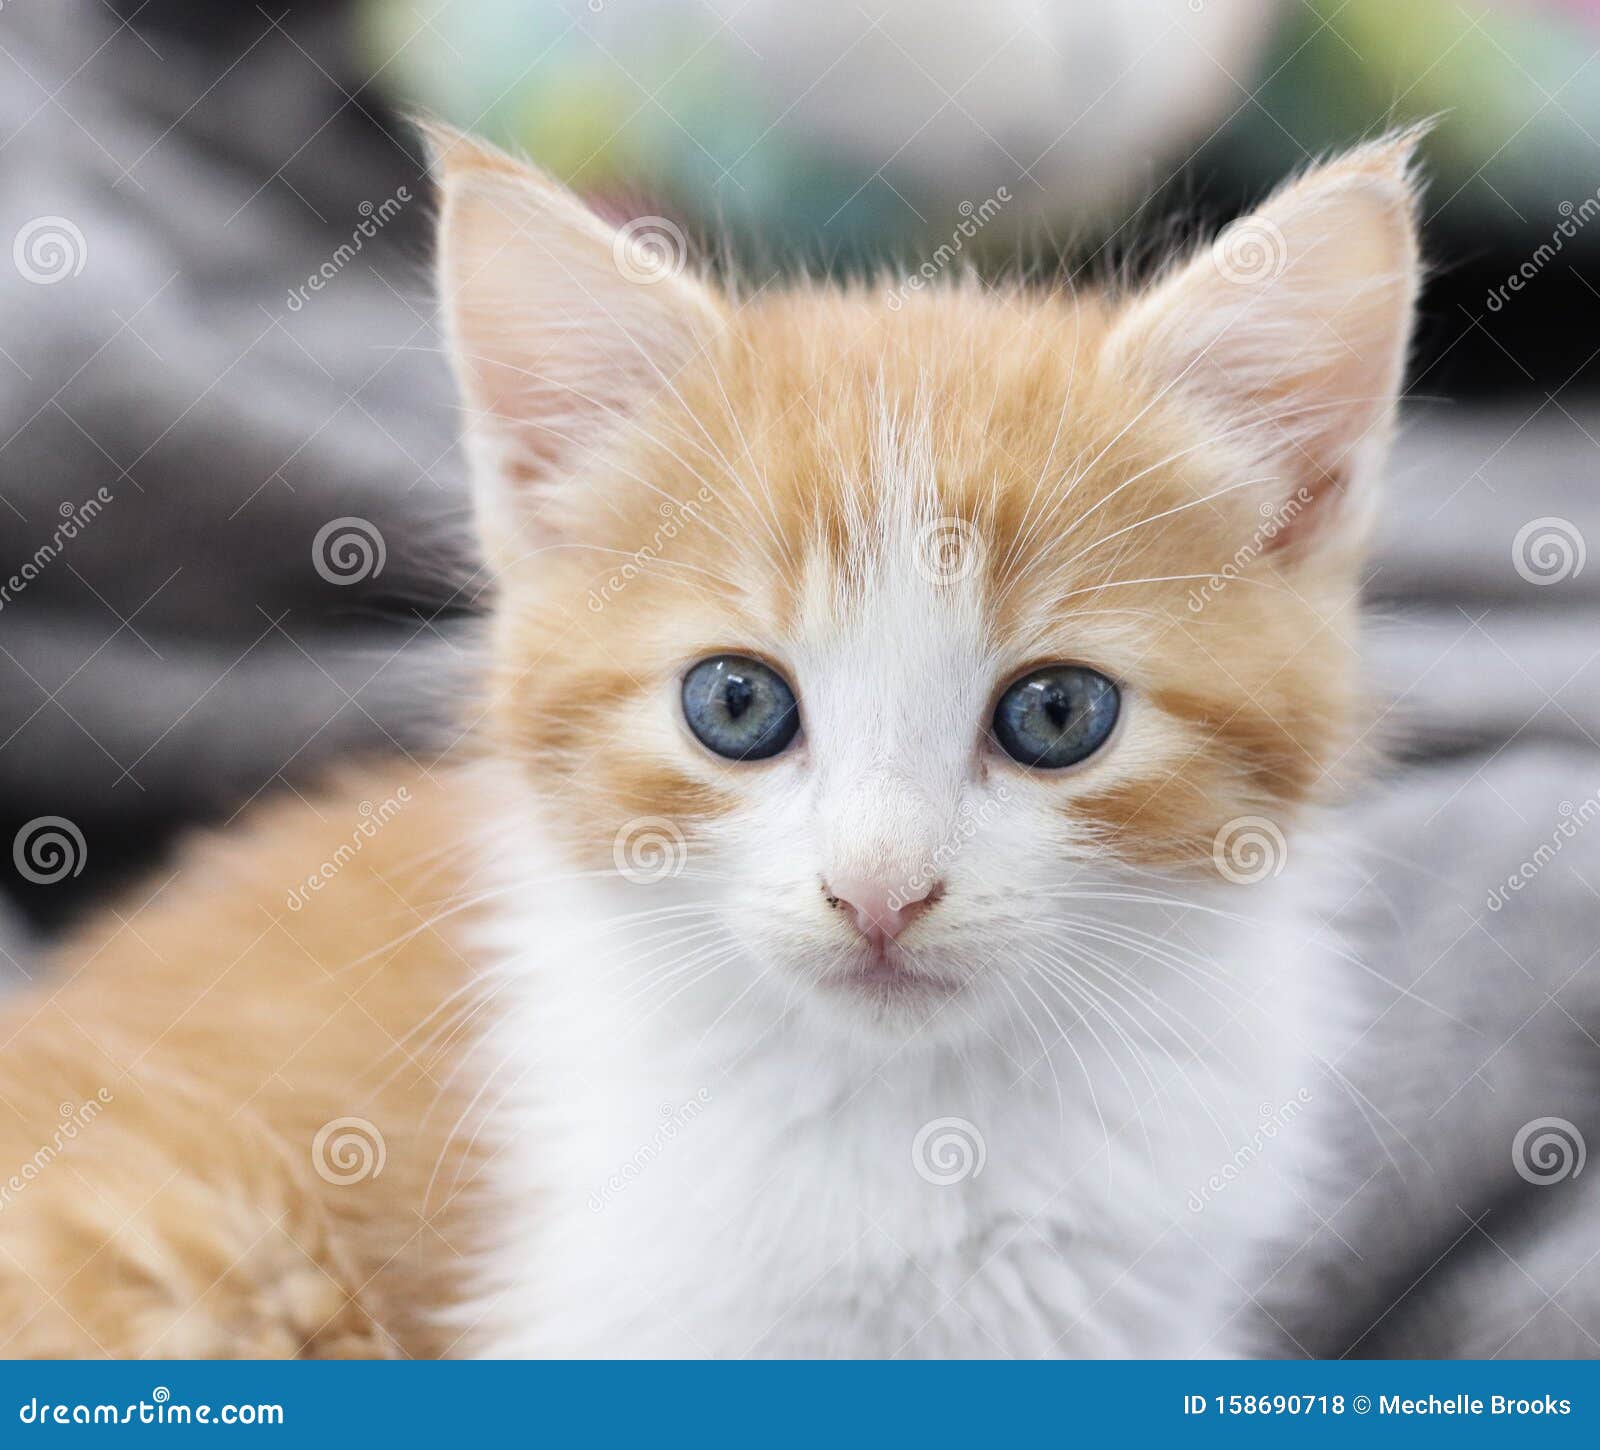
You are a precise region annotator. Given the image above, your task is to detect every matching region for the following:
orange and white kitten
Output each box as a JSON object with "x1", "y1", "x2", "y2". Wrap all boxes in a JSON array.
[{"x1": 0, "y1": 130, "x2": 1420, "y2": 1358}]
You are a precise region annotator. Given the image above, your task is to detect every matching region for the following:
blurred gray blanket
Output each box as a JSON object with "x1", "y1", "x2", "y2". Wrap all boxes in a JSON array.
[
  {"x1": 0, "y1": 0, "x2": 476, "y2": 933},
  {"x1": 3, "y1": 0, "x2": 1599, "y2": 1359}
]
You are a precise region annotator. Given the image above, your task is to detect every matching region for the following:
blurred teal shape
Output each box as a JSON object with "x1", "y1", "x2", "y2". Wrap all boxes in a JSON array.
[
  {"x1": 360, "y1": 0, "x2": 916, "y2": 255},
  {"x1": 357, "y1": 0, "x2": 1286, "y2": 260}
]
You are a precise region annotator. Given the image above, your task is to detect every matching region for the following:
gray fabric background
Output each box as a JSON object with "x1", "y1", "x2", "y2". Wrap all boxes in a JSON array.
[{"x1": 0, "y1": 0, "x2": 476, "y2": 939}]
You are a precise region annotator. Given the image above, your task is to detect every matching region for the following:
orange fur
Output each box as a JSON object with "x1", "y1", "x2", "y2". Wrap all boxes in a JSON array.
[{"x1": 0, "y1": 767, "x2": 494, "y2": 1356}]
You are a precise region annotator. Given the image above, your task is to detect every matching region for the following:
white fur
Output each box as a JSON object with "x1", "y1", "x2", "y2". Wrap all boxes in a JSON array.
[{"x1": 455, "y1": 815, "x2": 1344, "y2": 1358}]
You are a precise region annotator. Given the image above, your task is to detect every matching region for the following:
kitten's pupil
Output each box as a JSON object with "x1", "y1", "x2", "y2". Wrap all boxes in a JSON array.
[
  {"x1": 1043, "y1": 687, "x2": 1072, "y2": 732},
  {"x1": 723, "y1": 675, "x2": 754, "y2": 720}
]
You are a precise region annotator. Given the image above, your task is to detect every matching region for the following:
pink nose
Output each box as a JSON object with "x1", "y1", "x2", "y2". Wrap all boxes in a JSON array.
[{"x1": 825, "y1": 875, "x2": 943, "y2": 946}]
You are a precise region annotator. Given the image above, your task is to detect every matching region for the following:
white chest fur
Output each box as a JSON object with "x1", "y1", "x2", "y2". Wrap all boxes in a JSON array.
[{"x1": 459, "y1": 845, "x2": 1340, "y2": 1360}]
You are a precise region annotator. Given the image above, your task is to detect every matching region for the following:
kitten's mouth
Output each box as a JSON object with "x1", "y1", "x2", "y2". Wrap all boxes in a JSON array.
[{"x1": 824, "y1": 943, "x2": 962, "y2": 1005}]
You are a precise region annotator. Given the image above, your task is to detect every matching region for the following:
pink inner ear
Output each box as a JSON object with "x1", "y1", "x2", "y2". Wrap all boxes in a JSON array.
[
  {"x1": 452, "y1": 282, "x2": 683, "y2": 482},
  {"x1": 1257, "y1": 470, "x2": 1338, "y2": 556},
  {"x1": 437, "y1": 160, "x2": 724, "y2": 525},
  {"x1": 1103, "y1": 144, "x2": 1421, "y2": 555}
]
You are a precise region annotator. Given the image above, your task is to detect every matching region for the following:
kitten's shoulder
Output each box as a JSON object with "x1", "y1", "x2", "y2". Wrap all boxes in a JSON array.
[{"x1": 59, "y1": 759, "x2": 491, "y2": 978}]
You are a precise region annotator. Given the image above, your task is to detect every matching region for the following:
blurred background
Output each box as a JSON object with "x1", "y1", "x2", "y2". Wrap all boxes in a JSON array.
[{"x1": 4, "y1": 0, "x2": 1600, "y2": 1354}]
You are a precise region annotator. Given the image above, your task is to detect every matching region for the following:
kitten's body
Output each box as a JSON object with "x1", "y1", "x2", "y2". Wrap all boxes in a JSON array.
[
  {"x1": 0, "y1": 131, "x2": 1421, "y2": 1358},
  {"x1": 0, "y1": 760, "x2": 1334, "y2": 1359},
  {"x1": 0, "y1": 766, "x2": 485, "y2": 1356}
]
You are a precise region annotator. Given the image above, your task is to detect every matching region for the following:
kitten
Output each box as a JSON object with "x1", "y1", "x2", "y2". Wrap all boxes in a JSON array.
[{"x1": 0, "y1": 128, "x2": 1420, "y2": 1358}]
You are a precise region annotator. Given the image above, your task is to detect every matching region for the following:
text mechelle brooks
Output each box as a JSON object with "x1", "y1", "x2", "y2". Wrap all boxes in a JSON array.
[{"x1": 1379, "y1": 1395, "x2": 1571, "y2": 1416}]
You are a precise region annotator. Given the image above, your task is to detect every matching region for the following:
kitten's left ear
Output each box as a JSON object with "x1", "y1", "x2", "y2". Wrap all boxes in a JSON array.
[
  {"x1": 1103, "y1": 130, "x2": 1425, "y2": 550},
  {"x1": 426, "y1": 124, "x2": 724, "y2": 563}
]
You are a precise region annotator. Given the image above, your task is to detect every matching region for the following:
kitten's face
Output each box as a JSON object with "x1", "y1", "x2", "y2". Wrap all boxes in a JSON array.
[{"x1": 435, "y1": 130, "x2": 1421, "y2": 1039}]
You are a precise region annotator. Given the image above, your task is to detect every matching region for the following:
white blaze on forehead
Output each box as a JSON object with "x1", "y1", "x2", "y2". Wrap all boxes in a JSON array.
[{"x1": 788, "y1": 395, "x2": 999, "y2": 879}]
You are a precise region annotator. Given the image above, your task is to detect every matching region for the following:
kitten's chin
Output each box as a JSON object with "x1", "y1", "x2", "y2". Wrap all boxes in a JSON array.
[{"x1": 809, "y1": 942, "x2": 970, "y2": 1033}]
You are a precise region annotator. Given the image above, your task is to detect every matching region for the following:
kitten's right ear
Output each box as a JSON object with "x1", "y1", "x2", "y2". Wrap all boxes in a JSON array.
[
  {"x1": 1100, "y1": 131, "x2": 1424, "y2": 555},
  {"x1": 426, "y1": 124, "x2": 723, "y2": 559}
]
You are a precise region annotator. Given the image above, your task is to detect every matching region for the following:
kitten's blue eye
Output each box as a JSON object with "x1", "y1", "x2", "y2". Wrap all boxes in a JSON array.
[
  {"x1": 682, "y1": 655, "x2": 800, "y2": 761},
  {"x1": 992, "y1": 665, "x2": 1120, "y2": 769}
]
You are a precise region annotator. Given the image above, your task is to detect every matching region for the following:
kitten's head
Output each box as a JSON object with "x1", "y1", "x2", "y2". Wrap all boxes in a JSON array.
[{"x1": 433, "y1": 129, "x2": 1422, "y2": 1040}]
